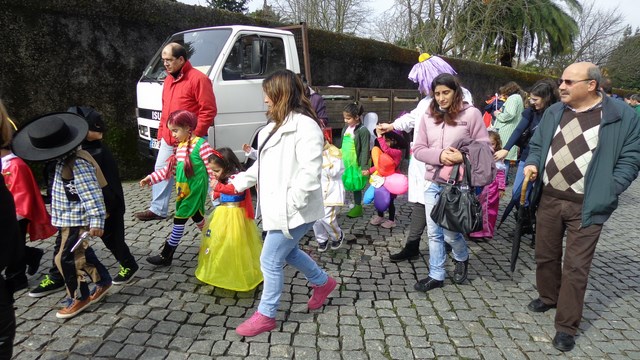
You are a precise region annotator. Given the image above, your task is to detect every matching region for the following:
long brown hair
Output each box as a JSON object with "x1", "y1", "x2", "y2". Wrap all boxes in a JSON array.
[
  {"x1": 262, "y1": 70, "x2": 320, "y2": 132},
  {"x1": 428, "y1": 73, "x2": 464, "y2": 126},
  {"x1": 0, "y1": 99, "x2": 15, "y2": 149}
]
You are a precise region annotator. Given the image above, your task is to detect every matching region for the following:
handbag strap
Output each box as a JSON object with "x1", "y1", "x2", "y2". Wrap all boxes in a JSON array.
[
  {"x1": 447, "y1": 163, "x2": 461, "y2": 184},
  {"x1": 460, "y1": 153, "x2": 473, "y2": 187}
]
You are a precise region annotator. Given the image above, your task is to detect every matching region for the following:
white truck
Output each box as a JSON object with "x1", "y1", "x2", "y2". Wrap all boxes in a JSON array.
[{"x1": 136, "y1": 25, "x2": 302, "y2": 161}]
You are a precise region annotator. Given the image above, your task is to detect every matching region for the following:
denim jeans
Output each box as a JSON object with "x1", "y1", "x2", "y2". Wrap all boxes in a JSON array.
[
  {"x1": 424, "y1": 183, "x2": 469, "y2": 281},
  {"x1": 258, "y1": 222, "x2": 329, "y2": 318},
  {"x1": 510, "y1": 161, "x2": 532, "y2": 206},
  {"x1": 150, "y1": 139, "x2": 175, "y2": 217}
]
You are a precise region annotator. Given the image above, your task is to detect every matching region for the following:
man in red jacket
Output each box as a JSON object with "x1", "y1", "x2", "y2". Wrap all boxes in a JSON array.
[{"x1": 135, "y1": 42, "x2": 217, "y2": 221}]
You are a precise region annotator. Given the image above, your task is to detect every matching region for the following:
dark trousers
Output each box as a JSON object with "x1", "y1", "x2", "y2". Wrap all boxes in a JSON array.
[
  {"x1": 535, "y1": 193, "x2": 602, "y2": 335},
  {"x1": 4, "y1": 220, "x2": 28, "y2": 291},
  {"x1": 53, "y1": 228, "x2": 110, "y2": 299},
  {"x1": 0, "y1": 278, "x2": 15, "y2": 360},
  {"x1": 405, "y1": 202, "x2": 427, "y2": 246},
  {"x1": 102, "y1": 212, "x2": 136, "y2": 269},
  {"x1": 48, "y1": 212, "x2": 136, "y2": 281}
]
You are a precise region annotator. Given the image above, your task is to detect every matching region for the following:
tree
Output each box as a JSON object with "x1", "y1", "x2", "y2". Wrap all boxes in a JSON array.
[
  {"x1": 521, "y1": 0, "x2": 626, "y2": 76},
  {"x1": 249, "y1": 1, "x2": 282, "y2": 22},
  {"x1": 272, "y1": 0, "x2": 372, "y2": 34},
  {"x1": 205, "y1": 0, "x2": 248, "y2": 13},
  {"x1": 372, "y1": 0, "x2": 581, "y2": 68},
  {"x1": 606, "y1": 34, "x2": 640, "y2": 90},
  {"x1": 457, "y1": 0, "x2": 582, "y2": 67}
]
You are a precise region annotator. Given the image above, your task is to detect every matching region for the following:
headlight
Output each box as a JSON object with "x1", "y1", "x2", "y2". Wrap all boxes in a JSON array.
[{"x1": 138, "y1": 125, "x2": 149, "y2": 137}]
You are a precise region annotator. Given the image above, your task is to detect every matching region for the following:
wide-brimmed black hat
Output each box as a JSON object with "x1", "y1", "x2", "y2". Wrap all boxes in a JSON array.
[{"x1": 12, "y1": 112, "x2": 88, "y2": 161}]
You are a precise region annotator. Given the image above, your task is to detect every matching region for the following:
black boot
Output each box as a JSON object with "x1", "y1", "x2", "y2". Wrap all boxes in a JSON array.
[
  {"x1": 389, "y1": 242, "x2": 420, "y2": 262},
  {"x1": 452, "y1": 258, "x2": 469, "y2": 284},
  {"x1": 147, "y1": 242, "x2": 176, "y2": 266}
]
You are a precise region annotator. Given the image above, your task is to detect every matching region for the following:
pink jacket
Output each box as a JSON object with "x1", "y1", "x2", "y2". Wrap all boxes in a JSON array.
[{"x1": 413, "y1": 103, "x2": 489, "y2": 182}]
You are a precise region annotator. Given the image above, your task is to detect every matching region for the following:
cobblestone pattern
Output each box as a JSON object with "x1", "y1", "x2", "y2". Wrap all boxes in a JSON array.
[{"x1": 10, "y1": 179, "x2": 640, "y2": 359}]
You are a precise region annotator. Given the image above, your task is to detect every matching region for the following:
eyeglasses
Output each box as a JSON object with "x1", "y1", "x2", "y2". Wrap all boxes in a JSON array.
[
  {"x1": 162, "y1": 58, "x2": 177, "y2": 64},
  {"x1": 557, "y1": 78, "x2": 592, "y2": 86}
]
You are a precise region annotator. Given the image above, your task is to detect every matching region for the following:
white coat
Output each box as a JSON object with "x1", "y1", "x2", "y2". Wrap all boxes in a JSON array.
[
  {"x1": 320, "y1": 143, "x2": 345, "y2": 206},
  {"x1": 231, "y1": 112, "x2": 324, "y2": 238}
]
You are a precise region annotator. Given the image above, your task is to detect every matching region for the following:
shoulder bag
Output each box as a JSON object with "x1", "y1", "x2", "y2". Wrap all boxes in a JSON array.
[{"x1": 430, "y1": 153, "x2": 483, "y2": 234}]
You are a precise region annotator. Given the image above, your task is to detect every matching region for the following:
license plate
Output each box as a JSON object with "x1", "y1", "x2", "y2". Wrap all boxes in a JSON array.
[{"x1": 150, "y1": 139, "x2": 160, "y2": 149}]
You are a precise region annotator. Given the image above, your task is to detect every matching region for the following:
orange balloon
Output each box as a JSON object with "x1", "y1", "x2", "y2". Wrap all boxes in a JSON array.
[{"x1": 371, "y1": 146, "x2": 382, "y2": 169}]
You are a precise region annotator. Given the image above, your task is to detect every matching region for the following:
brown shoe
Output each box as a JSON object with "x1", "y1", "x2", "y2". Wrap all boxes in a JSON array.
[
  {"x1": 56, "y1": 297, "x2": 92, "y2": 319},
  {"x1": 134, "y1": 210, "x2": 165, "y2": 221},
  {"x1": 89, "y1": 283, "x2": 112, "y2": 303}
]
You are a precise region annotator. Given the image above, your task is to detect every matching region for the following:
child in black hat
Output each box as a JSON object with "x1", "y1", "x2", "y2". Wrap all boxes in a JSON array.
[
  {"x1": 13, "y1": 113, "x2": 112, "y2": 319},
  {"x1": 69, "y1": 106, "x2": 139, "y2": 284}
]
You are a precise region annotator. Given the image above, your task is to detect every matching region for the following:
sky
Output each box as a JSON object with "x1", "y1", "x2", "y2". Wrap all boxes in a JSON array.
[{"x1": 179, "y1": 0, "x2": 640, "y2": 32}]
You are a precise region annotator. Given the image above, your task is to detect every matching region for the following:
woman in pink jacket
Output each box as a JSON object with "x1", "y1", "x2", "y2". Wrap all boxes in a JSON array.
[{"x1": 412, "y1": 73, "x2": 489, "y2": 292}]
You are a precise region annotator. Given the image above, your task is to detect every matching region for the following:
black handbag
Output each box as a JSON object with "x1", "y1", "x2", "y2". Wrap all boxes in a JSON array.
[
  {"x1": 513, "y1": 127, "x2": 532, "y2": 149},
  {"x1": 430, "y1": 153, "x2": 483, "y2": 234}
]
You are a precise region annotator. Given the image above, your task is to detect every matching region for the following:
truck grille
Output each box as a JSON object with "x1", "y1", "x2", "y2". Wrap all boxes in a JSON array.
[{"x1": 150, "y1": 128, "x2": 158, "y2": 139}]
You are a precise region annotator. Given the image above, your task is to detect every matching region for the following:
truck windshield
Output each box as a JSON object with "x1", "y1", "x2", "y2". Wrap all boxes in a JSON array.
[{"x1": 141, "y1": 29, "x2": 232, "y2": 82}]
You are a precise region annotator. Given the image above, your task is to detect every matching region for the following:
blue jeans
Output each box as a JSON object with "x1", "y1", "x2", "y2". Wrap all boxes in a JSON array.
[
  {"x1": 150, "y1": 139, "x2": 175, "y2": 217},
  {"x1": 258, "y1": 222, "x2": 329, "y2": 318},
  {"x1": 510, "y1": 161, "x2": 532, "y2": 206},
  {"x1": 424, "y1": 183, "x2": 469, "y2": 281}
]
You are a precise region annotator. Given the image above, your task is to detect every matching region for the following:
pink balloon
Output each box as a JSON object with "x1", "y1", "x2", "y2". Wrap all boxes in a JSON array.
[{"x1": 383, "y1": 173, "x2": 409, "y2": 195}]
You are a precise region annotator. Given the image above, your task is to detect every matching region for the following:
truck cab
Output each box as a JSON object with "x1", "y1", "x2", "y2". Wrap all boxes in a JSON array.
[{"x1": 136, "y1": 25, "x2": 301, "y2": 161}]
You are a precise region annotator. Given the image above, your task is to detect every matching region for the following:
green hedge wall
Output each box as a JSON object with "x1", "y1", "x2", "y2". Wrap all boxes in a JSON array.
[{"x1": 1, "y1": 0, "x2": 556, "y2": 180}]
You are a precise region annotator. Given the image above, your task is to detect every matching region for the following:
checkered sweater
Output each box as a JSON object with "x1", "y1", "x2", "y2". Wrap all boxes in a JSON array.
[
  {"x1": 543, "y1": 107, "x2": 601, "y2": 194},
  {"x1": 51, "y1": 155, "x2": 106, "y2": 229}
]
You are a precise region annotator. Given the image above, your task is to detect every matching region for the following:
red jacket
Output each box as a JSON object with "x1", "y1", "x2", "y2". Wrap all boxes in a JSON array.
[{"x1": 157, "y1": 61, "x2": 217, "y2": 146}]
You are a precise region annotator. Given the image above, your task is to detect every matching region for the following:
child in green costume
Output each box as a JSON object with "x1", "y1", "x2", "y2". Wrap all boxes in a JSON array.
[
  {"x1": 140, "y1": 110, "x2": 215, "y2": 266},
  {"x1": 340, "y1": 103, "x2": 370, "y2": 218}
]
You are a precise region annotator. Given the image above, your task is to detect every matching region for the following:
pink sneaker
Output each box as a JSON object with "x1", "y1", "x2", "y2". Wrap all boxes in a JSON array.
[
  {"x1": 370, "y1": 215, "x2": 385, "y2": 225},
  {"x1": 235, "y1": 311, "x2": 276, "y2": 337},
  {"x1": 381, "y1": 220, "x2": 396, "y2": 229},
  {"x1": 308, "y1": 276, "x2": 337, "y2": 310}
]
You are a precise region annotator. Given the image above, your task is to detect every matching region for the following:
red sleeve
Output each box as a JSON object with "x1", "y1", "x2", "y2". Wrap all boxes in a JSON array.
[
  {"x1": 193, "y1": 76, "x2": 217, "y2": 137},
  {"x1": 214, "y1": 181, "x2": 238, "y2": 195}
]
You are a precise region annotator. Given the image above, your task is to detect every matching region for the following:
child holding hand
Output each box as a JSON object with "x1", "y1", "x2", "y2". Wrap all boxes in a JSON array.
[
  {"x1": 140, "y1": 110, "x2": 214, "y2": 266},
  {"x1": 195, "y1": 147, "x2": 263, "y2": 291},
  {"x1": 341, "y1": 103, "x2": 370, "y2": 218},
  {"x1": 364, "y1": 129, "x2": 407, "y2": 228}
]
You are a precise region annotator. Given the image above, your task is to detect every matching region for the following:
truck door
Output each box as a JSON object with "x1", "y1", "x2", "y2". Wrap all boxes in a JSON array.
[{"x1": 211, "y1": 34, "x2": 288, "y2": 161}]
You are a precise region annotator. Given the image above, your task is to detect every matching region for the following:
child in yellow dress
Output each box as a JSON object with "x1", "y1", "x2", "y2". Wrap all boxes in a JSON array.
[{"x1": 195, "y1": 148, "x2": 263, "y2": 291}]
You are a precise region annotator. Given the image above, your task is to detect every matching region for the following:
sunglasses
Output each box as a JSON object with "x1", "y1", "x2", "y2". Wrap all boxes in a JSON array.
[{"x1": 557, "y1": 78, "x2": 592, "y2": 86}]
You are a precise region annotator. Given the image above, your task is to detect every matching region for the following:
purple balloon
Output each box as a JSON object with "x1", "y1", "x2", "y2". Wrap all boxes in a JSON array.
[{"x1": 374, "y1": 186, "x2": 391, "y2": 212}]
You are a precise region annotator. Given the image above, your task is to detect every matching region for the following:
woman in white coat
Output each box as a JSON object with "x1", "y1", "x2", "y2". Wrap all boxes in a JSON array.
[{"x1": 231, "y1": 70, "x2": 337, "y2": 337}]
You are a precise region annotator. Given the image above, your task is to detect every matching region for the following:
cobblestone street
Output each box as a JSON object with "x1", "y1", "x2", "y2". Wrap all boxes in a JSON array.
[{"x1": 10, "y1": 179, "x2": 640, "y2": 359}]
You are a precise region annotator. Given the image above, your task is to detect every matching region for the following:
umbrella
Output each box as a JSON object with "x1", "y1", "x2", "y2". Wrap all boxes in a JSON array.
[{"x1": 510, "y1": 175, "x2": 533, "y2": 272}]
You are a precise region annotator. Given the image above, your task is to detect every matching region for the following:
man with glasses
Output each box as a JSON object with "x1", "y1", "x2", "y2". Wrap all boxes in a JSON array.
[
  {"x1": 523, "y1": 62, "x2": 640, "y2": 352},
  {"x1": 135, "y1": 43, "x2": 217, "y2": 221}
]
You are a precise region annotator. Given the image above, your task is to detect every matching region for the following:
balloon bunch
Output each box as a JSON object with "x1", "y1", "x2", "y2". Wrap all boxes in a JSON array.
[{"x1": 363, "y1": 146, "x2": 409, "y2": 212}]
